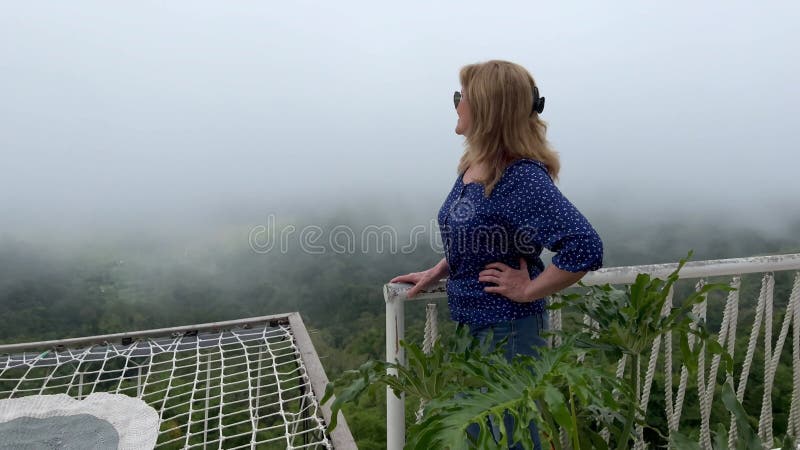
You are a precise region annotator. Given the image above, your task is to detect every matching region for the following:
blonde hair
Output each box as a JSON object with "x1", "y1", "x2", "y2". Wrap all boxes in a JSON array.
[{"x1": 457, "y1": 60, "x2": 560, "y2": 197}]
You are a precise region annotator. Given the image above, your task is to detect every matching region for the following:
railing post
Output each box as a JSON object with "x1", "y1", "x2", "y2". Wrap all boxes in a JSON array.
[{"x1": 384, "y1": 284, "x2": 405, "y2": 450}]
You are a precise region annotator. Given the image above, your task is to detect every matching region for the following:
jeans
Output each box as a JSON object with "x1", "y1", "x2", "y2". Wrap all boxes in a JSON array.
[{"x1": 465, "y1": 312, "x2": 548, "y2": 450}]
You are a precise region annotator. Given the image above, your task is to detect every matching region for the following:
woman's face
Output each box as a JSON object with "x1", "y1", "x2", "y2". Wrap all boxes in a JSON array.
[{"x1": 455, "y1": 87, "x2": 472, "y2": 136}]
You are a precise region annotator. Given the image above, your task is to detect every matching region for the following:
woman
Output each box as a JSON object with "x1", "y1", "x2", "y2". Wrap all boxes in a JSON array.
[{"x1": 390, "y1": 60, "x2": 603, "y2": 449}]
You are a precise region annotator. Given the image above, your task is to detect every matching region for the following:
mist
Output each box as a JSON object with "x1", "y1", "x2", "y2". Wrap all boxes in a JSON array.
[{"x1": 2, "y1": 0, "x2": 799, "y2": 245}]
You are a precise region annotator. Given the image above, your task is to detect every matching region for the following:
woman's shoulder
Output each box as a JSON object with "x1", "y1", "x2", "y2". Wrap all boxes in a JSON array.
[
  {"x1": 501, "y1": 158, "x2": 552, "y2": 188},
  {"x1": 507, "y1": 158, "x2": 549, "y2": 174},
  {"x1": 495, "y1": 158, "x2": 566, "y2": 214}
]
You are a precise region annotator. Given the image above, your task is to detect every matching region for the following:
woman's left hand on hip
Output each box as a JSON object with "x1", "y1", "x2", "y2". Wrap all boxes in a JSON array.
[{"x1": 479, "y1": 257, "x2": 534, "y2": 302}]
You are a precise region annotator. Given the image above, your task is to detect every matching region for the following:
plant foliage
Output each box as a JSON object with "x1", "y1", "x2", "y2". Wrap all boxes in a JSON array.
[{"x1": 322, "y1": 252, "x2": 794, "y2": 449}]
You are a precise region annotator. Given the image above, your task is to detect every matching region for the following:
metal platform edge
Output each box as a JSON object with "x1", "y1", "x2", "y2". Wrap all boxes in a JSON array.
[{"x1": 289, "y1": 312, "x2": 358, "y2": 450}]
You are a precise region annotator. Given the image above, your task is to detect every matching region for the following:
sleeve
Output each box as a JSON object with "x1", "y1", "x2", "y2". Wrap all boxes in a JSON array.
[{"x1": 501, "y1": 162, "x2": 603, "y2": 272}]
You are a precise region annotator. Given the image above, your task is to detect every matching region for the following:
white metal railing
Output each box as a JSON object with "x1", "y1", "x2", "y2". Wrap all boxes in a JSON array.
[{"x1": 383, "y1": 253, "x2": 800, "y2": 449}]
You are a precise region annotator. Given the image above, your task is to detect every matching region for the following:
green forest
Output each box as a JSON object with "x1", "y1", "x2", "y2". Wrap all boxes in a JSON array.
[{"x1": 1, "y1": 212, "x2": 799, "y2": 448}]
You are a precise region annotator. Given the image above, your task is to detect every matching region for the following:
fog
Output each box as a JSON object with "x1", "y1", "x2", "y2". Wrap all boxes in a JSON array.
[{"x1": 2, "y1": 1, "x2": 799, "y2": 242}]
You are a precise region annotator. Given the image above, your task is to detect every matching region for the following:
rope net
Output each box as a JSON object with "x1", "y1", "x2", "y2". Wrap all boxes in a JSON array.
[{"x1": 0, "y1": 322, "x2": 331, "y2": 449}]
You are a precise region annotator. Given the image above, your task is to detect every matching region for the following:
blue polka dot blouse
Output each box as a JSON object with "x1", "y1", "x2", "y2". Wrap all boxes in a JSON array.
[{"x1": 437, "y1": 158, "x2": 603, "y2": 326}]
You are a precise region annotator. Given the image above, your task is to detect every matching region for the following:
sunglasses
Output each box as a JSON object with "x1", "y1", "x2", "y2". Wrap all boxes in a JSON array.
[
  {"x1": 453, "y1": 91, "x2": 462, "y2": 109},
  {"x1": 453, "y1": 88, "x2": 545, "y2": 115}
]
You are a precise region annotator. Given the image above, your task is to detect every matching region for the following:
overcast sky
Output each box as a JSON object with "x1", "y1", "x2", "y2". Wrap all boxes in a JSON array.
[{"x1": 1, "y1": 1, "x2": 798, "y2": 236}]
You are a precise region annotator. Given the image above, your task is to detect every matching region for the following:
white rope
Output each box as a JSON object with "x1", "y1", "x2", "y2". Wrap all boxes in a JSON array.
[
  {"x1": 231, "y1": 327, "x2": 262, "y2": 448},
  {"x1": 422, "y1": 303, "x2": 439, "y2": 355},
  {"x1": 182, "y1": 335, "x2": 207, "y2": 449},
  {"x1": 635, "y1": 355, "x2": 642, "y2": 443},
  {"x1": 664, "y1": 288, "x2": 676, "y2": 435},
  {"x1": 416, "y1": 303, "x2": 438, "y2": 424},
  {"x1": 724, "y1": 277, "x2": 740, "y2": 392},
  {"x1": 577, "y1": 315, "x2": 592, "y2": 364},
  {"x1": 671, "y1": 284, "x2": 706, "y2": 432},
  {"x1": 616, "y1": 355, "x2": 628, "y2": 379},
  {"x1": 738, "y1": 273, "x2": 771, "y2": 401},
  {"x1": 560, "y1": 428, "x2": 570, "y2": 449},
  {"x1": 789, "y1": 272, "x2": 800, "y2": 439},
  {"x1": 550, "y1": 306, "x2": 562, "y2": 348},
  {"x1": 703, "y1": 277, "x2": 740, "y2": 450},
  {"x1": 600, "y1": 355, "x2": 628, "y2": 444},
  {"x1": 205, "y1": 354, "x2": 211, "y2": 446},
  {"x1": 633, "y1": 288, "x2": 673, "y2": 450},
  {"x1": 577, "y1": 309, "x2": 604, "y2": 444},
  {"x1": 694, "y1": 280, "x2": 712, "y2": 450},
  {"x1": 702, "y1": 278, "x2": 736, "y2": 412},
  {"x1": 729, "y1": 273, "x2": 771, "y2": 447},
  {"x1": 760, "y1": 272, "x2": 787, "y2": 446}
]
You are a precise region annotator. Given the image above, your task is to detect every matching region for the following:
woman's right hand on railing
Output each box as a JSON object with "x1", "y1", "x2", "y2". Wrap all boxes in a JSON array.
[{"x1": 390, "y1": 258, "x2": 448, "y2": 298}]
